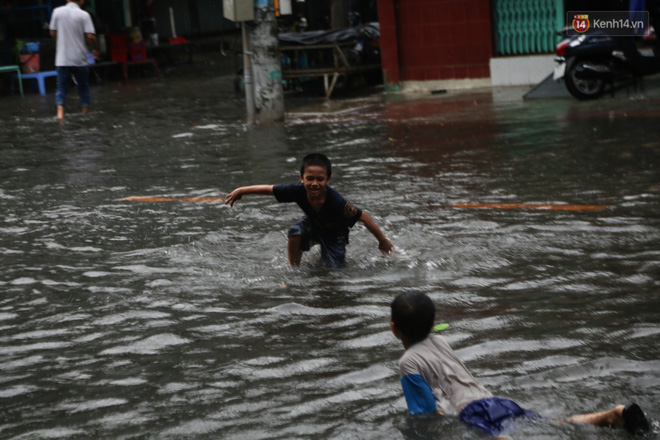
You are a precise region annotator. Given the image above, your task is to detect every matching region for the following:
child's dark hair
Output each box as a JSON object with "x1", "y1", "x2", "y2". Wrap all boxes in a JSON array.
[
  {"x1": 300, "y1": 153, "x2": 332, "y2": 177},
  {"x1": 391, "y1": 292, "x2": 435, "y2": 343}
]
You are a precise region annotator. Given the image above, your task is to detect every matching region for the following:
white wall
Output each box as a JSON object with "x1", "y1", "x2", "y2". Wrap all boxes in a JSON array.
[{"x1": 489, "y1": 55, "x2": 555, "y2": 86}]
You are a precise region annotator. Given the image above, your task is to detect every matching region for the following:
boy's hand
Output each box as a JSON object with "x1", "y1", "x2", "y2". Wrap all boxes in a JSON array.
[
  {"x1": 358, "y1": 211, "x2": 394, "y2": 256},
  {"x1": 225, "y1": 189, "x2": 243, "y2": 207},
  {"x1": 224, "y1": 185, "x2": 274, "y2": 207},
  {"x1": 379, "y1": 239, "x2": 394, "y2": 255}
]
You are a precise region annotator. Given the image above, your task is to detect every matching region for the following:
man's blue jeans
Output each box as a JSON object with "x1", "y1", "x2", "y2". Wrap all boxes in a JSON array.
[{"x1": 56, "y1": 66, "x2": 91, "y2": 108}]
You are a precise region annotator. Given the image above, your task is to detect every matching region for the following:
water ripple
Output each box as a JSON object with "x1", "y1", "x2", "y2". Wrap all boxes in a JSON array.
[
  {"x1": 99, "y1": 334, "x2": 189, "y2": 355},
  {"x1": 1, "y1": 81, "x2": 658, "y2": 439}
]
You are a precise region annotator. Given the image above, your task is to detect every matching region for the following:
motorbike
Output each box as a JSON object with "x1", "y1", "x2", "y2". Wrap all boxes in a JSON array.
[{"x1": 554, "y1": 27, "x2": 660, "y2": 100}]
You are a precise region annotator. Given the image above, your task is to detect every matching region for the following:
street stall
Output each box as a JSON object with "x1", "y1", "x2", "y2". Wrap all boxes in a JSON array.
[{"x1": 278, "y1": 22, "x2": 382, "y2": 98}]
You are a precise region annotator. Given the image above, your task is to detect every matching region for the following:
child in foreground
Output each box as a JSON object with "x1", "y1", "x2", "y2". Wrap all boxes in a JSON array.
[
  {"x1": 225, "y1": 153, "x2": 394, "y2": 268},
  {"x1": 390, "y1": 292, "x2": 651, "y2": 436}
]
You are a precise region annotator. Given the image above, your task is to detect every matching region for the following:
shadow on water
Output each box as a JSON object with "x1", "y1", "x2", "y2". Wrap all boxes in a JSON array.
[{"x1": 1, "y1": 59, "x2": 659, "y2": 438}]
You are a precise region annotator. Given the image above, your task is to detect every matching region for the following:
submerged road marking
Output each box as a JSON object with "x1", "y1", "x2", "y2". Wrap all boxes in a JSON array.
[
  {"x1": 289, "y1": 104, "x2": 374, "y2": 117},
  {"x1": 119, "y1": 196, "x2": 226, "y2": 203},
  {"x1": 449, "y1": 203, "x2": 608, "y2": 211}
]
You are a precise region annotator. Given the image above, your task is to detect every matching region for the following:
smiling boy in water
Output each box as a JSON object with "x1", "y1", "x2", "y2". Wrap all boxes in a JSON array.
[
  {"x1": 225, "y1": 153, "x2": 394, "y2": 268},
  {"x1": 390, "y1": 292, "x2": 651, "y2": 436}
]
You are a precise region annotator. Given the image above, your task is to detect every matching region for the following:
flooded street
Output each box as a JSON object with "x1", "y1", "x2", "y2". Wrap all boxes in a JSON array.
[{"x1": 1, "y1": 58, "x2": 659, "y2": 439}]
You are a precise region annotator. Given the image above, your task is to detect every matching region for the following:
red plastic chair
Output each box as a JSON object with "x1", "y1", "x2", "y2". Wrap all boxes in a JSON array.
[
  {"x1": 107, "y1": 33, "x2": 159, "y2": 80},
  {"x1": 108, "y1": 33, "x2": 128, "y2": 63}
]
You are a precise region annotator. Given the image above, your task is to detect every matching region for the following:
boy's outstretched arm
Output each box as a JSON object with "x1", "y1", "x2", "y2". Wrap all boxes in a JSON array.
[
  {"x1": 225, "y1": 185, "x2": 274, "y2": 207},
  {"x1": 358, "y1": 211, "x2": 394, "y2": 255}
]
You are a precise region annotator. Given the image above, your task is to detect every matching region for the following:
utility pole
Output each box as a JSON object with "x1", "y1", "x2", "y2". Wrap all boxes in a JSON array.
[
  {"x1": 242, "y1": 23, "x2": 256, "y2": 124},
  {"x1": 224, "y1": 0, "x2": 285, "y2": 124},
  {"x1": 246, "y1": 2, "x2": 284, "y2": 124}
]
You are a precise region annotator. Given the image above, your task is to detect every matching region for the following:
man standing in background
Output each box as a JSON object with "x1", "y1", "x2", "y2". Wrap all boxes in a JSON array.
[{"x1": 49, "y1": 0, "x2": 99, "y2": 120}]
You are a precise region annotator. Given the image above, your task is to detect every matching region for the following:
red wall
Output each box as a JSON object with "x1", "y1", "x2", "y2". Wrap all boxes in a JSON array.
[{"x1": 377, "y1": 0, "x2": 493, "y2": 87}]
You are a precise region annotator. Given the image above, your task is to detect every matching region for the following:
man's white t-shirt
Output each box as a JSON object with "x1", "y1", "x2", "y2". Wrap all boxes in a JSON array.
[{"x1": 49, "y1": 2, "x2": 96, "y2": 67}]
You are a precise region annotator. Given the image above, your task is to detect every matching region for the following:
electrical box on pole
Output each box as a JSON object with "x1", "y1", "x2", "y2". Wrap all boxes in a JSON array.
[
  {"x1": 274, "y1": 0, "x2": 292, "y2": 15},
  {"x1": 223, "y1": 0, "x2": 256, "y2": 123},
  {"x1": 223, "y1": 0, "x2": 254, "y2": 22}
]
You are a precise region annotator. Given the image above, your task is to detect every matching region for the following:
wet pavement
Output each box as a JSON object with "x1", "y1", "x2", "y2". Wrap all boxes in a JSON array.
[{"x1": 1, "y1": 48, "x2": 659, "y2": 439}]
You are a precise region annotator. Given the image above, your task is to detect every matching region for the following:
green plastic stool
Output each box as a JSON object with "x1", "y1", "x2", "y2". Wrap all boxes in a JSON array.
[{"x1": 0, "y1": 65, "x2": 23, "y2": 96}]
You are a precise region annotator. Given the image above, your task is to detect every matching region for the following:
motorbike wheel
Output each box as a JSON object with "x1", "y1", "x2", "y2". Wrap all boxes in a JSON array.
[{"x1": 564, "y1": 60, "x2": 606, "y2": 100}]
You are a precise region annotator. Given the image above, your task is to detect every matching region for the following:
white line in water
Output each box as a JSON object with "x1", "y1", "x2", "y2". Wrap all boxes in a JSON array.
[{"x1": 289, "y1": 105, "x2": 374, "y2": 117}]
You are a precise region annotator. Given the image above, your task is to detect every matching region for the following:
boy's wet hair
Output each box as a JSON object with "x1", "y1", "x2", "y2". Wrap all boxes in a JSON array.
[
  {"x1": 300, "y1": 153, "x2": 332, "y2": 177},
  {"x1": 391, "y1": 292, "x2": 435, "y2": 343}
]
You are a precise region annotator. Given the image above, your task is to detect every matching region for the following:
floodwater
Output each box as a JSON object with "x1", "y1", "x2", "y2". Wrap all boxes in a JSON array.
[{"x1": 1, "y1": 59, "x2": 659, "y2": 439}]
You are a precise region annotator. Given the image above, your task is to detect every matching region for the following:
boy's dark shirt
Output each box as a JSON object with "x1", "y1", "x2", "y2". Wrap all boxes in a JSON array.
[{"x1": 273, "y1": 183, "x2": 362, "y2": 242}]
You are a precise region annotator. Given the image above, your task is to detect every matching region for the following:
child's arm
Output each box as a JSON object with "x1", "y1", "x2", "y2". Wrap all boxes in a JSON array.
[
  {"x1": 225, "y1": 185, "x2": 274, "y2": 207},
  {"x1": 400, "y1": 374, "x2": 438, "y2": 415},
  {"x1": 358, "y1": 211, "x2": 394, "y2": 254}
]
